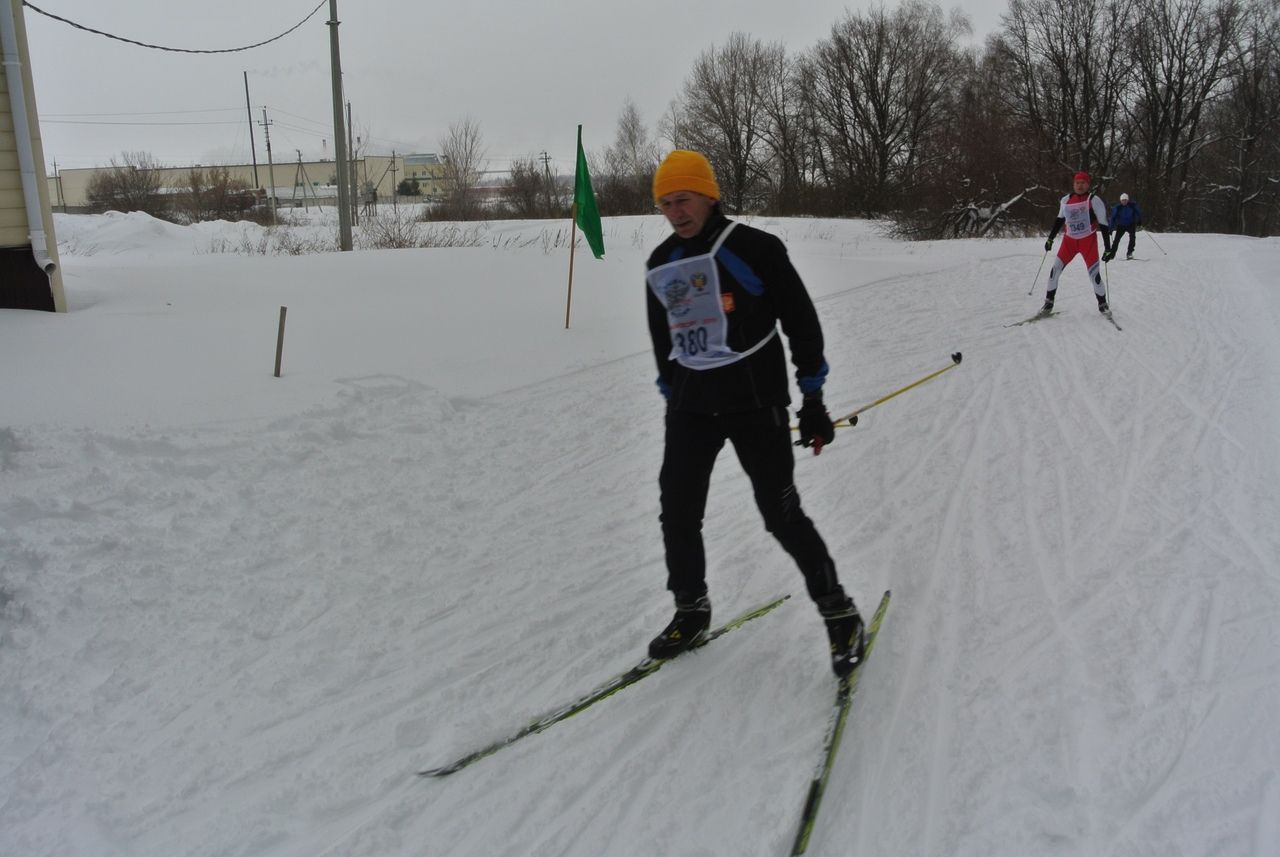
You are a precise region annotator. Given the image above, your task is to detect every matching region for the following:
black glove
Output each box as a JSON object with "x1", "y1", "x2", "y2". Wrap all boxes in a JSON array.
[
  {"x1": 1102, "y1": 248, "x2": 1116, "y2": 262},
  {"x1": 1044, "y1": 238, "x2": 1053, "y2": 252},
  {"x1": 796, "y1": 395, "x2": 835, "y2": 455}
]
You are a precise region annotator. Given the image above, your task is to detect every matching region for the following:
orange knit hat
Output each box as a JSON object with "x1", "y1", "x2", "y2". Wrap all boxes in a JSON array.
[{"x1": 653, "y1": 150, "x2": 721, "y2": 203}]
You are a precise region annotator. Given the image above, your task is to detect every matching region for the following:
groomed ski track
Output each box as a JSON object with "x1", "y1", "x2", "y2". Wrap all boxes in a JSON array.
[{"x1": 2, "y1": 219, "x2": 1278, "y2": 857}]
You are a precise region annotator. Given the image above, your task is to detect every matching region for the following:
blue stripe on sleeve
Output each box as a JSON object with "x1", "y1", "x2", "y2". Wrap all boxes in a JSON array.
[
  {"x1": 716, "y1": 248, "x2": 764, "y2": 296},
  {"x1": 797, "y1": 360, "x2": 829, "y2": 395}
]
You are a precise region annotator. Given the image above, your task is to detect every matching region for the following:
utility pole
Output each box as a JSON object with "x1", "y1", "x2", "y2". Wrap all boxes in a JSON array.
[
  {"x1": 327, "y1": 0, "x2": 353, "y2": 250},
  {"x1": 389, "y1": 150, "x2": 398, "y2": 213},
  {"x1": 540, "y1": 150, "x2": 553, "y2": 215},
  {"x1": 260, "y1": 108, "x2": 277, "y2": 225},
  {"x1": 293, "y1": 150, "x2": 310, "y2": 211},
  {"x1": 347, "y1": 101, "x2": 359, "y2": 226},
  {"x1": 52, "y1": 159, "x2": 64, "y2": 209},
  {"x1": 243, "y1": 71, "x2": 259, "y2": 188}
]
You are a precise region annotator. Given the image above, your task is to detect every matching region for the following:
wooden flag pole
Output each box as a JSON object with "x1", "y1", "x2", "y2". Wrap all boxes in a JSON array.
[{"x1": 565, "y1": 202, "x2": 578, "y2": 329}]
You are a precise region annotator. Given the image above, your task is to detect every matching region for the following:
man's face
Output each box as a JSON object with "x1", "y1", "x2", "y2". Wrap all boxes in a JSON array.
[
  {"x1": 658, "y1": 191, "x2": 716, "y2": 239},
  {"x1": 1073, "y1": 178, "x2": 1089, "y2": 195}
]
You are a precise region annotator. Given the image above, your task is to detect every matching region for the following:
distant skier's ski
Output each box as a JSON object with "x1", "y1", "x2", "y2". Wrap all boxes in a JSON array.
[
  {"x1": 790, "y1": 590, "x2": 892, "y2": 856},
  {"x1": 1005, "y1": 310, "x2": 1058, "y2": 327},
  {"x1": 419, "y1": 594, "x2": 790, "y2": 778}
]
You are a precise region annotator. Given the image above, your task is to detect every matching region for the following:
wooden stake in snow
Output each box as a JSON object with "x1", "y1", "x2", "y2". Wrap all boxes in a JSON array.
[{"x1": 274, "y1": 306, "x2": 288, "y2": 377}]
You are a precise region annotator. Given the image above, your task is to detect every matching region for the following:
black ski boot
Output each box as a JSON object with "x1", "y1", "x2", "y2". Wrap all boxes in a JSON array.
[
  {"x1": 1097, "y1": 293, "x2": 1110, "y2": 313},
  {"x1": 648, "y1": 593, "x2": 711, "y2": 660},
  {"x1": 1041, "y1": 291, "x2": 1056, "y2": 314},
  {"x1": 818, "y1": 593, "x2": 865, "y2": 679}
]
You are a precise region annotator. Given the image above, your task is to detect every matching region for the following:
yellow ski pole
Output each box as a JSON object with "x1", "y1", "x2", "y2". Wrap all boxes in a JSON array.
[{"x1": 792, "y1": 353, "x2": 963, "y2": 435}]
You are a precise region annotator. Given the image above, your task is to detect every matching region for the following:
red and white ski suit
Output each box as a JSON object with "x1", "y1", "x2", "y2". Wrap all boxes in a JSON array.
[{"x1": 1048, "y1": 193, "x2": 1111, "y2": 298}]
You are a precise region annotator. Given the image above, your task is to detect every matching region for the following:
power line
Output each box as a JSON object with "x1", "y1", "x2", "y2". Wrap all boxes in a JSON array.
[
  {"x1": 42, "y1": 107, "x2": 243, "y2": 118},
  {"x1": 264, "y1": 107, "x2": 333, "y2": 129},
  {"x1": 42, "y1": 119, "x2": 243, "y2": 127},
  {"x1": 22, "y1": 0, "x2": 327, "y2": 54}
]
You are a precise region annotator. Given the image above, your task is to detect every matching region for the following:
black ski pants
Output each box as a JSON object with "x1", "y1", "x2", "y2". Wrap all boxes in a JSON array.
[
  {"x1": 1114, "y1": 224, "x2": 1137, "y2": 256},
  {"x1": 658, "y1": 405, "x2": 843, "y2": 602}
]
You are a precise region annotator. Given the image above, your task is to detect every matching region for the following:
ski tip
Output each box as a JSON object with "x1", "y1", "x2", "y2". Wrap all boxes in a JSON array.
[{"x1": 419, "y1": 763, "x2": 462, "y2": 778}]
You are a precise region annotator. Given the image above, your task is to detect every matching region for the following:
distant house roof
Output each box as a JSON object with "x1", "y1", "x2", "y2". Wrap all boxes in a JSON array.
[{"x1": 404, "y1": 153, "x2": 442, "y2": 166}]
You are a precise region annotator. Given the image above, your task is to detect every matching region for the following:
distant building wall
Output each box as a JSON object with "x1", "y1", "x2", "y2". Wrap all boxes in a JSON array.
[
  {"x1": 401, "y1": 153, "x2": 448, "y2": 198},
  {"x1": 48, "y1": 153, "x2": 451, "y2": 210}
]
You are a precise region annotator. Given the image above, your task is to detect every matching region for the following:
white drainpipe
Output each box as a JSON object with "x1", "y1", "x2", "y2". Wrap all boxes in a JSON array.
[{"x1": 1, "y1": 0, "x2": 56, "y2": 275}]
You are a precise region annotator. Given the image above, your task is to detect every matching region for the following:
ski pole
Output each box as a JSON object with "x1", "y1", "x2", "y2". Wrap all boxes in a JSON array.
[
  {"x1": 1142, "y1": 227, "x2": 1167, "y2": 255},
  {"x1": 1028, "y1": 250, "x2": 1049, "y2": 295},
  {"x1": 797, "y1": 352, "x2": 962, "y2": 432}
]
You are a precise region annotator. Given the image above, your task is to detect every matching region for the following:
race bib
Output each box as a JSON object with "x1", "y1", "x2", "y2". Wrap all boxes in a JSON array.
[
  {"x1": 1064, "y1": 199, "x2": 1094, "y2": 239},
  {"x1": 646, "y1": 223, "x2": 776, "y2": 370}
]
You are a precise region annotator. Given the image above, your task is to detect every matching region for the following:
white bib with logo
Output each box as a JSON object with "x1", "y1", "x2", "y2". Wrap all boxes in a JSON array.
[
  {"x1": 646, "y1": 223, "x2": 777, "y2": 370},
  {"x1": 1063, "y1": 197, "x2": 1094, "y2": 239}
]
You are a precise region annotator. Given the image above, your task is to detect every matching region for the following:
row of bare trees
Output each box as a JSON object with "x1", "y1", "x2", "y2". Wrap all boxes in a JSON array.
[
  {"x1": 85, "y1": 153, "x2": 264, "y2": 224},
  {"x1": 83, "y1": 0, "x2": 1277, "y2": 237},
  {"x1": 584, "y1": 0, "x2": 1278, "y2": 236}
]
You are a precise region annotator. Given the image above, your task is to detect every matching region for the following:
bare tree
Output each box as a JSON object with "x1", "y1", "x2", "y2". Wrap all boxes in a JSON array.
[
  {"x1": 678, "y1": 32, "x2": 774, "y2": 211},
  {"x1": 439, "y1": 118, "x2": 488, "y2": 220},
  {"x1": 505, "y1": 156, "x2": 549, "y2": 218},
  {"x1": 997, "y1": 0, "x2": 1130, "y2": 179},
  {"x1": 808, "y1": 1, "x2": 967, "y2": 215},
  {"x1": 85, "y1": 151, "x2": 167, "y2": 217},
  {"x1": 655, "y1": 99, "x2": 689, "y2": 151},
  {"x1": 1198, "y1": 0, "x2": 1280, "y2": 234},
  {"x1": 597, "y1": 98, "x2": 660, "y2": 214},
  {"x1": 1122, "y1": 0, "x2": 1243, "y2": 226},
  {"x1": 755, "y1": 42, "x2": 813, "y2": 214},
  {"x1": 174, "y1": 166, "x2": 257, "y2": 224}
]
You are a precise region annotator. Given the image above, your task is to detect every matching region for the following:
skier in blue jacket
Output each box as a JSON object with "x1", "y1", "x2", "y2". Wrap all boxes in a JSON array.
[{"x1": 1107, "y1": 193, "x2": 1143, "y2": 261}]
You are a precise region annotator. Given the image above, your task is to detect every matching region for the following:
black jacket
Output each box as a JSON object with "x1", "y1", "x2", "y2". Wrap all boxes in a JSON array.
[{"x1": 646, "y1": 209, "x2": 829, "y2": 415}]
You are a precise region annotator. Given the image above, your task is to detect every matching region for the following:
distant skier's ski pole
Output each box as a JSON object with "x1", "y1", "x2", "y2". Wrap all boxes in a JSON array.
[
  {"x1": 1028, "y1": 249, "x2": 1049, "y2": 295},
  {"x1": 797, "y1": 353, "x2": 962, "y2": 431},
  {"x1": 1142, "y1": 227, "x2": 1168, "y2": 255}
]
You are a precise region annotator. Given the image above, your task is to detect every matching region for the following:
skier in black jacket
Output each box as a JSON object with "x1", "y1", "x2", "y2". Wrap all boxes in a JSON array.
[{"x1": 644, "y1": 149, "x2": 864, "y2": 678}]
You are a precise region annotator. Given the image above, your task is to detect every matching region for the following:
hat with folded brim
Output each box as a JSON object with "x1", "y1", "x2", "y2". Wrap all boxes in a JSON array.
[{"x1": 653, "y1": 150, "x2": 721, "y2": 203}]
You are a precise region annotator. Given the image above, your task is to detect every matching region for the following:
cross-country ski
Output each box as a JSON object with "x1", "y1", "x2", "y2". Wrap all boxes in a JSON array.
[
  {"x1": 419, "y1": 595, "x2": 789, "y2": 777},
  {"x1": 790, "y1": 590, "x2": 892, "y2": 855}
]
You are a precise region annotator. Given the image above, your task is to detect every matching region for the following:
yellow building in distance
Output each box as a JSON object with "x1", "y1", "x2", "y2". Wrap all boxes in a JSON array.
[{"x1": 48, "y1": 153, "x2": 450, "y2": 212}]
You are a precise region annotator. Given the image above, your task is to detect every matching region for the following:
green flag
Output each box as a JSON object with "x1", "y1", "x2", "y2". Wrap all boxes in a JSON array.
[{"x1": 574, "y1": 125, "x2": 605, "y2": 259}]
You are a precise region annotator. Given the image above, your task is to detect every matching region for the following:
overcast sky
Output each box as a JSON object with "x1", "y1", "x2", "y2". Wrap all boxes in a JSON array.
[{"x1": 23, "y1": 0, "x2": 1008, "y2": 177}]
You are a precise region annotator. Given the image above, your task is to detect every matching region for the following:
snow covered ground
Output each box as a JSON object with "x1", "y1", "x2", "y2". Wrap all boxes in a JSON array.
[{"x1": 2, "y1": 209, "x2": 1278, "y2": 857}]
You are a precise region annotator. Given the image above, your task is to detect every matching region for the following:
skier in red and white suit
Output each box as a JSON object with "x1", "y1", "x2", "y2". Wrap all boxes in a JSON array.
[{"x1": 1042, "y1": 171, "x2": 1114, "y2": 314}]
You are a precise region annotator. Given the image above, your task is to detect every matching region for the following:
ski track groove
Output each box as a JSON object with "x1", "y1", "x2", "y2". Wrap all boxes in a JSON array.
[
  {"x1": 8, "y1": 230, "x2": 1280, "y2": 857},
  {"x1": 873, "y1": 362, "x2": 998, "y2": 857},
  {"x1": 1107, "y1": 692, "x2": 1222, "y2": 850}
]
